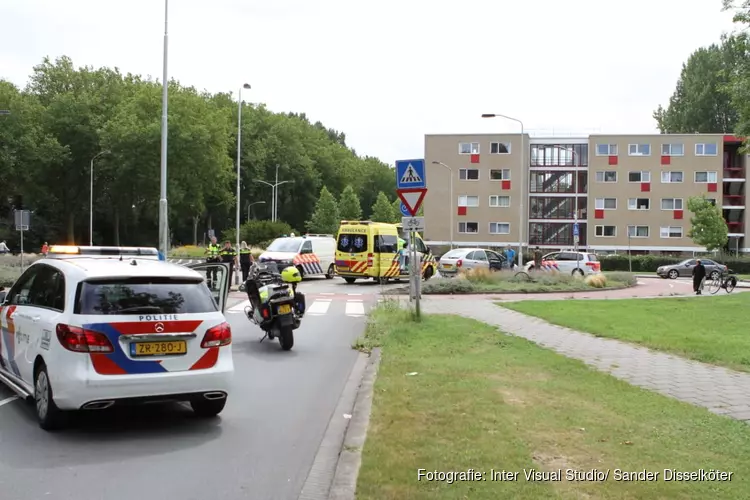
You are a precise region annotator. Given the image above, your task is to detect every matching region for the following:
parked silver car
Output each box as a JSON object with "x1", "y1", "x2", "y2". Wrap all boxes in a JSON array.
[
  {"x1": 525, "y1": 250, "x2": 601, "y2": 276},
  {"x1": 438, "y1": 248, "x2": 508, "y2": 277},
  {"x1": 657, "y1": 258, "x2": 726, "y2": 280}
]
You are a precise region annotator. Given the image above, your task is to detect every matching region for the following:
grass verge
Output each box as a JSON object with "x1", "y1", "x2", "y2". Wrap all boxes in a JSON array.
[
  {"x1": 389, "y1": 269, "x2": 636, "y2": 295},
  {"x1": 354, "y1": 305, "x2": 750, "y2": 499},
  {"x1": 0, "y1": 254, "x2": 41, "y2": 287},
  {"x1": 500, "y1": 293, "x2": 750, "y2": 372},
  {"x1": 168, "y1": 244, "x2": 263, "y2": 259}
]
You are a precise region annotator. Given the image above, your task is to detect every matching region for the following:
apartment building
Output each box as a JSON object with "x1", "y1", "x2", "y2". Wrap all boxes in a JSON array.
[{"x1": 422, "y1": 133, "x2": 748, "y2": 254}]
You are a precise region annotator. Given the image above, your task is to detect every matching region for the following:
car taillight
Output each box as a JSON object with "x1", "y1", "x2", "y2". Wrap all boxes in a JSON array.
[
  {"x1": 56, "y1": 324, "x2": 114, "y2": 353},
  {"x1": 585, "y1": 262, "x2": 601, "y2": 271},
  {"x1": 261, "y1": 306, "x2": 270, "y2": 319},
  {"x1": 456, "y1": 259, "x2": 463, "y2": 267},
  {"x1": 201, "y1": 322, "x2": 232, "y2": 348},
  {"x1": 367, "y1": 253, "x2": 373, "y2": 267}
]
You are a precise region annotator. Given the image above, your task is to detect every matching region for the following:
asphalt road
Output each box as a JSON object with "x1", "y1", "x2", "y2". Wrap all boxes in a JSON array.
[{"x1": 0, "y1": 276, "x2": 387, "y2": 500}]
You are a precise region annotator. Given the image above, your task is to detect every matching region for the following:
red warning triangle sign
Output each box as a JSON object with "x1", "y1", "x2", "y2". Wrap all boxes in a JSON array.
[{"x1": 397, "y1": 188, "x2": 427, "y2": 216}]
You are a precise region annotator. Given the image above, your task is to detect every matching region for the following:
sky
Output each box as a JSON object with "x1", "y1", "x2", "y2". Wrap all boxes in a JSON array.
[{"x1": 0, "y1": 0, "x2": 739, "y2": 165}]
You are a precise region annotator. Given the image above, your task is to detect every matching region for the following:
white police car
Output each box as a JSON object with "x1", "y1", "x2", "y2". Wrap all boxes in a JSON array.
[{"x1": 0, "y1": 245, "x2": 233, "y2": 430}]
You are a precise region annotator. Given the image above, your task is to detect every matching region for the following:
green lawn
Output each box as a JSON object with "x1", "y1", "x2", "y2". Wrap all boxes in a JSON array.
[
  {"x1": 501, "y1": 293, "x2": 750, "y2": 372},
  {"x1": 355, "y1": 304, "x2": 750, "y2": 499}
]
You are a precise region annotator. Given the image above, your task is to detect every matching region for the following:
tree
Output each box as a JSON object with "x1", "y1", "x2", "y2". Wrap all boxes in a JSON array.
[
  {"x1": 687, "y1": 196, "x2": 728, "y2": 251},
  {"x1": 370, "y1": 192, "x2": 395, "y2": 222},
  {"x1": 653, "y1": 36, "x2": 740, "y2": 133},
  {"x1": 306, "y1": 186, "x2": 340, "y2": 234},
  {"x1": 338, "y1": 185, "x2": 362, "y2": 220}
]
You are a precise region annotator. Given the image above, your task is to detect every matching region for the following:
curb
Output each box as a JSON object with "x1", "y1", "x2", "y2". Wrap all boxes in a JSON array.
[
  {"x1": 298, "y1": 351, "x2": 370, "y2": 500},
  {"x1": 329, "y1": 349, "x2": 381, "y2": 500}
]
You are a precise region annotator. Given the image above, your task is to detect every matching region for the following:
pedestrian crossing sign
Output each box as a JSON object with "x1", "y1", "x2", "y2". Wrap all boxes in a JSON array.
[{"x1": 395, "y1": 159, "x2": 426, "y2": 189}]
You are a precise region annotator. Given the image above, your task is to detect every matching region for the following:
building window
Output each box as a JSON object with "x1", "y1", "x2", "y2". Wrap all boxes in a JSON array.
[
  {"x1": 459, "y1": 168, "x2": 479, "y2": 180},
  {"x1": 628, "y1": 144, "x2": 651, "y2": 156},
  {"x1": 694, "y1": 171, "x2": 718, "y2": 183},
  {"x1": 489, "y1": 195, "x2": 510, "y2": 207},
  {"x1": 489, "y1": 169, "x2": 511, "y2": 180},
  {"x1": 695, "y1": 143, "x2": 718, "y2": 156},
  {"x1": 457, "y1": 195, "x2": 479, "y2": 207},
  {"x1": 459, "y1": 142, "x2": 480, "y2": 155},
  {"x1": 595, "y1": 225, "x2": 616, "y2": 237},
  {"x1": 628, "y1": 198, "x2": 650, "y2": 210},
  {"x1": 595, "y1": 197, "x2": 617, "y2": 210},
  {"x1": 660, "y1": 226, "x2": 683, "y2": 238},
  {"x1": 628, "y1": 171, "x2": 651, "y2": 182},
  {"x1": 661, "y1": 143, "x2": 684, "y2": 156},
  {"x1": 660, "y1": 198, "x2": 683, "y2": 210},
  {"x1": 627, "y1": 225, "x2": 649, "y2": 238},
  {"x1": 490, "y1": 142, "x2": 511, "y2": 154},
  {"x1": 458, "y1": 222, "x2": 478, "y2": 233},
  {"x1": 531, "y1": 144, "x2": 588, "y2": 166},
  {"x1": 595, "y1": 171, "x2": 617, "y2": 183},
  {"x1": 707, "y1": 198, "x2": 717, "y2": 206},
  {"x1": 596, "y1": 144, "x2": 618, "y2": 156},
  {"x1": 489, "y1": 222, "x2": 510, "y2": 234},
  {"x1": 661, "y1": 171, "x2": 683, "y2": 183}
]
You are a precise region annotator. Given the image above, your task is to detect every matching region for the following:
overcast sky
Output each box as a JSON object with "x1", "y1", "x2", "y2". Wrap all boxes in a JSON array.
[{"x1": 0, "y1": 0, "x2": 737, "y2": 165}]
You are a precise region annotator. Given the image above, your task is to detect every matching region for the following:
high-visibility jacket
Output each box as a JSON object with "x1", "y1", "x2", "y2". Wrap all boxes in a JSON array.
[
  {"x1": 206, "y1": 243, "x2": 221, "y2": 261},
  {"x1": 239, "y1": 248, "x2": 253, "y2": 264},
  {"x1": 220, "y1": 246, "x2": 237, "y2": 263}
]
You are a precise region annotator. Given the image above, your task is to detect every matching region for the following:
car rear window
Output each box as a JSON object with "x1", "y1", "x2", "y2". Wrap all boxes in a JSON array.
[
  {"x1": 337, "y1": 233, "x2": 369, "y2": 253},
  {"x1": 76, "y1": 277, "x2": 218, "y2": 315},
  {"x1": 442, "y1": 249, "x2": 466, "y2": 259},
  {"x1": 587, "y1": 254, "x2": 599, "y2": 262}
]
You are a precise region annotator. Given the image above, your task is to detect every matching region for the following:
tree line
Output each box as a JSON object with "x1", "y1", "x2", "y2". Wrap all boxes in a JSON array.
[{"x1": 0, "y1": 56, "x2": 398, "y2": 250}]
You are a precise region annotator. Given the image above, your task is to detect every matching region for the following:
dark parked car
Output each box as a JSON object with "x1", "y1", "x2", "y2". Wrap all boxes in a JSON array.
[{"x1": 656, "y1": 258, "x2": 726, "y2": 280}]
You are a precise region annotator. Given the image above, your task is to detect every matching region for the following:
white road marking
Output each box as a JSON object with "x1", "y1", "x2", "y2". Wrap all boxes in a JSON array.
[
  {"x1": 227, "y1": 300, "x2": 250, "y2": 312},
  {"x1": 320, "y1": 292, "x2": 335, "y2": 295},
  {"x1": 345, "y1": 301, "x2": 365, "y2": 316},
  {"x1": 347, "y1": 293, "x2": 362, "y2": 296},
  {"x1": 307, "y1": 299, "x2": 332, "y2": 315},
  {"x1": 0, "y1": 396, "x2": 19, "y2": 408}
]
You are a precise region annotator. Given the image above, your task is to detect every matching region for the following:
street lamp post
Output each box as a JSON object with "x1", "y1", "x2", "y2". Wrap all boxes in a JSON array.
[
  {"x1": 246, "y1": 201, "x2": 266, "y2": 221},
  {"x1": 236, "y1": 83, "x2": 251, "y2": 262},
  {"x1": 254, "y1": 175, "x2": 294, "y2": 222},
  {"x1": 158, "y1": 0, "x2": 169, "y2": 258},
  {"x1": 89, "y1": 150, "x2": 110, "y2": 246},
  {"x1": 481, "y1": 113, "x2": 525, "y2": 266},
  {"x1": 431, "y1": 161, "x2": 454, "y2": 249}
]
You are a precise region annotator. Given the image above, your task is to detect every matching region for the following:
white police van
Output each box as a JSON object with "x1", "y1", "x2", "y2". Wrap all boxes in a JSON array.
[{"x1": 0, "y1": 245, "x2": 233, "y2": 430}]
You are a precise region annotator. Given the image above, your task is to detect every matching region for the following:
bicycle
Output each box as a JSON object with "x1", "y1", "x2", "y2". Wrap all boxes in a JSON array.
[{"x1": 706, "y1": 269, "x2": 738, "y2": 295}]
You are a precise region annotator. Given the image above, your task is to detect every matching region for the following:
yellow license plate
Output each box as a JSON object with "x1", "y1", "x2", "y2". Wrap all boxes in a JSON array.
[
  {"x1": 131, "y1": 340, "x2": 187, "y2": 357},
  {"x1": 278, "y1": 304, "x2": 292, "y2": 314},
  {"x1": 442, "y1": 264, "x2": 453, "y2": 269}
]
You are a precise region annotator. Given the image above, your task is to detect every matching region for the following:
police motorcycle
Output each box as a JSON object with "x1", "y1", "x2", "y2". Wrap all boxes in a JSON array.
[{"x1": 243, "y1": 262, "x2": 306, "y2": 351}]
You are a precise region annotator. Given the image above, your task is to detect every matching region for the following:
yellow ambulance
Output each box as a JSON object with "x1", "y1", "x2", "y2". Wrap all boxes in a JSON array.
[{"x1": 334, "y1": 220, "x2": 437, "y2": 284}]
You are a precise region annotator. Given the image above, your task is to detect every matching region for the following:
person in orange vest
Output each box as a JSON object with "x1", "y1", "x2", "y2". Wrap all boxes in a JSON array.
[{"x1": 41, "y1": 242, "x2": 49, "y2": 257}]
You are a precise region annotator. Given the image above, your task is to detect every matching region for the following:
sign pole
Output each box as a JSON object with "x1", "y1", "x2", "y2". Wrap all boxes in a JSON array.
[{"x1": 415, "y1": 247, "x2": 421, "y2": 320}]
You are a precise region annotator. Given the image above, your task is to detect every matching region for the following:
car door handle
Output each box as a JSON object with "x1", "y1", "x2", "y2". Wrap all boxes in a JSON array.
[{"x1": 31, "y1": 316, "x2": 41, "y2": 322}]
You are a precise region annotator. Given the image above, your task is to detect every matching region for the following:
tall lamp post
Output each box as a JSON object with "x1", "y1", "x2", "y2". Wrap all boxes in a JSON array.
[
  {"x1": 481, "y1": 113, "x2": 525, "y2": 266},
  {"x1": 236, "y1": 83, "x2": 251, "y2": 262},
  {"x1": 254, "y1": 171, "x2": 294, "y2": 222},
  {"x1": 90, "y1": 150, "x2": 110, "y2": 246},
  {"x1": 246, "y1": 201, "x2": 266, "y2": 221},
  {"x1": 158, "y1": 0, "x2": 169, "y2": 258},
  {"x1": 431, "y1": 161, "x2": 454, "y2": 249}
]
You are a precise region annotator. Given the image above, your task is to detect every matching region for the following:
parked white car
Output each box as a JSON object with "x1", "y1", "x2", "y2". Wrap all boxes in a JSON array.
[
  {"x1": 525, "y1": 250, "x2": 601, "y2": 276},
  {"x1": 0, "y1": 245, "x2": 233, "y2": 430}
]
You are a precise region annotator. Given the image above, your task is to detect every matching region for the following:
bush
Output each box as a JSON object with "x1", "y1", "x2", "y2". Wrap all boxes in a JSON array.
[
  {"x1": 585, "y1": 274, "x2": 608, "y2": 288},
  {"x1": 603, "y1": 271, "x2": 638, "y2": 286},
  {"x1": 222, "y1": 220, "x2": 298, "y2": 247},
  {"x1": 598, "y1": 254, "x2": 750, "y2": 274}
]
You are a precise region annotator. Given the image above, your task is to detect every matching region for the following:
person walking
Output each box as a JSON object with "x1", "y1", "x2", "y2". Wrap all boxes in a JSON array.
[
  {"x1": 239, "y1": 241, "x2": 254, "y2": 283},
  {"x1": 504, "y1": 245, "x2": 516, "y2": 270},
  {"x1": 692, "y1": 259, "x2": 706, "y2": 295}
]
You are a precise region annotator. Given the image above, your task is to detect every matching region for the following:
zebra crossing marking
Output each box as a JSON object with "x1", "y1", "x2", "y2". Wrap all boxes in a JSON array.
[
  {"x1": 307, "y1": 299, "x2": 332, "y2": 315},
  {"x1": 345, "y1": 301, "x2": 365, "y2": 316}
]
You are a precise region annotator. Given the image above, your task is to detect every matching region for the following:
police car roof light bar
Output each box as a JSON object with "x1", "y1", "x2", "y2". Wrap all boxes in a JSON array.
[{"x1": 48, "y1": 245, "x2": 160, "y2": 258}]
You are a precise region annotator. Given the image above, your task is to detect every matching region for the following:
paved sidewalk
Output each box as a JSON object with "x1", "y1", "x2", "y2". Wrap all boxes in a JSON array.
[{"x1": 407, "y1": 298, "x2": 750, "y2": 422}]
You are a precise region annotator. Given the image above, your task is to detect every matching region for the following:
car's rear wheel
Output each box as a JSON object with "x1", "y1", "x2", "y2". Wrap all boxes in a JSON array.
[
  {"x1": 34, "y1": 364, "x2": 64, "y2": 431},
  {"x1": 572, "y1": 268, "x2": 584, "y2": 277},
  {"x1": 326, "y1": 264, "x2": 335, "y2": 279},
  {"x1": 191, "y1": 396, "x2": 226, "y2": 417},
  {"x1": 668, "y1": 270, "x2": 679, "y2": 279},
  {"x1": 344, "y1": 277, "x2": 356, "y2": 284}
]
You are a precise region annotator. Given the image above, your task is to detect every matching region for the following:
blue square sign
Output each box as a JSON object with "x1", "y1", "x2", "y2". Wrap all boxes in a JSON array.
[
  {"x1": 395, "y1": 159, "x2": 426, "y2": 189},
  {"x1": 400, "y1": 202, "x2": 411, "y2": 217},
  {"x1": 573, "y1": 223, "x2": 579, "y2": 236}
]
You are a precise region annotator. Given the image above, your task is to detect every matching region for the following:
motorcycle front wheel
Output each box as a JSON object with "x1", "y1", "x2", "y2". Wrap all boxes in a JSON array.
[{"x1": 279, "y1": 325, "x2": 294, "y2": 351}]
